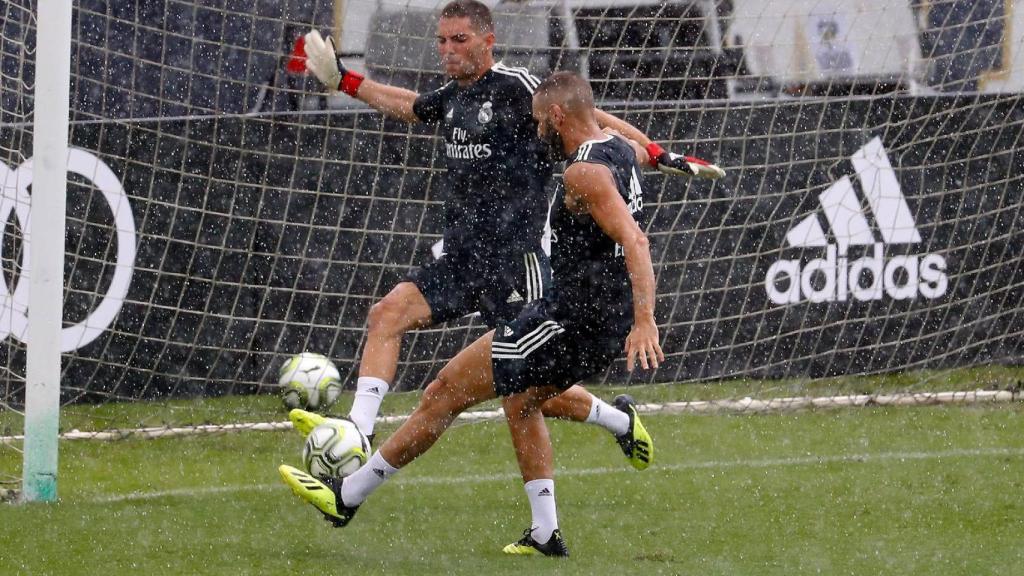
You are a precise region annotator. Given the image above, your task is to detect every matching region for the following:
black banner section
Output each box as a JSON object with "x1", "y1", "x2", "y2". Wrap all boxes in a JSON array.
[{"x1": 2, "y1": 95, "x2": 1022, "y2": 399}]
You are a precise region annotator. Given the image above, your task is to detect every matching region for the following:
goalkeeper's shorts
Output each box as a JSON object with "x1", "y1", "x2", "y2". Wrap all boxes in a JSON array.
[{"x1": 406, "y1": 249, "x2": 550, "y2": 329}]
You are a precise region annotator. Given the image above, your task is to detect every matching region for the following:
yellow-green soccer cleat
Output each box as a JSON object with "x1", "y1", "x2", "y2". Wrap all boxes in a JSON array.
[
  {"x1": 277, "y1": 464, "x2": 359, "y2": 527},
  {"x1": 289, "y1": 408, "x2": 327, "y2": 437},
  {"x1": 502, "y1": 528, "x2": 569, "y2": 557},
  {"x1": 612, "y1": 394, "x2": 653, "y2": 471}
]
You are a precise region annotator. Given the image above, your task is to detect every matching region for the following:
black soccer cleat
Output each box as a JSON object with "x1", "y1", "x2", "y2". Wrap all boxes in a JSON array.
[
  {"x1": 502, "y1": 528, "x2": 569, "y2": 557},
  {"x1": 612, "y1": 394, "x2": 654, "y2": 471}
]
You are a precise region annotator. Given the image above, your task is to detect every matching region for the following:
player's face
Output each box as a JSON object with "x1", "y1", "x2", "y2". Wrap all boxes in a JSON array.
[
  {"x1": 436, "y1": 17, "x2": 494, "y2": 82},
  {"x1": 533, "y1": 100, "x2": 567, "y2": 162}
]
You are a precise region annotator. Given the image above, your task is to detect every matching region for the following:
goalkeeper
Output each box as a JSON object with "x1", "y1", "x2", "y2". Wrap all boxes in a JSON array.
[
  {"x1": 281, "y1": 71, "x2": 664, "y2": 556},
  {"x1": 296, "y1": 0, "x2": 722, "y2": 457}
]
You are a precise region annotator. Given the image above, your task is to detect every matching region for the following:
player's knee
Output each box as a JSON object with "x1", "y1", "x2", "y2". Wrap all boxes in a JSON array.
[
  {"x1": 421, "y1": 379, "x2": 447, "y2": 407},
  {"x1": 420, "y1": 374, "x2": 470, "y2": 418},
  {"x1": 367, "y1": 297, "x2": 408, "y2": 336},
  {"x1": 503, "y1": 392, "x2": 542, "y2": 421},
  {"x1": 503, "y1": 397, "x2": 528, "y2": 421}
]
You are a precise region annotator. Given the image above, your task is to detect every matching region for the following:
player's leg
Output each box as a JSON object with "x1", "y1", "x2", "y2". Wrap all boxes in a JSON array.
[
  {"x1": 348, "y1": 255, "x2": 477, "y2": 438},
  {"x1": 505, "y1": 386, "x2": 561, "y2": 482},
  {"x1": 500, "y1": 385, "x2": 570, "y2": 557},
  {"x1": 347, "y1": 281, "x2": 432, "y2": 437},
  {"x1": 360, "y1": 281, "x2": 433, "y2": 382},
  {"x1": 541, "y1": 384, "x2": 628, "y2": 432},
  {"x1": 281, "y1": 330, "x2": 500, "y2": 526},
  {"x1": 490, "y1": 302, "x2": 583, "y2": 556},
  {"x1": 539, "y1": 384, "x2": 652, "y2": 470},
  {"x1": 372, "y1": 330, "x2": 497, "y2": 469}
]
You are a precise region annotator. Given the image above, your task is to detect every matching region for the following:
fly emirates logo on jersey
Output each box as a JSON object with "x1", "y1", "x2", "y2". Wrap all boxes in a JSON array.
[
  {"x1": 446, "y1": 126, "x2": 492, "y2": 160},
  {"x1": 765, "y1": 138, "x2": 948, "y2": 305}
]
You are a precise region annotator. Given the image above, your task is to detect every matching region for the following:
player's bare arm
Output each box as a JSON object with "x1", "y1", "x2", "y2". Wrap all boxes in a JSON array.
[
  {"x1": 563, "y1": 163, "x2": 664, "y2": 371},
  {"x1": 350, "y1": 80, "x2": 421, "y2": 123},
  {"x1": 593, "y1": 109, "x2": 651, "y2": 148},
  {"x1": 302, "y1": 30, "x2": 421, "y2": 123},
  {"x1": 592, "y1": 108, "x2": 726, "y2": 179}
]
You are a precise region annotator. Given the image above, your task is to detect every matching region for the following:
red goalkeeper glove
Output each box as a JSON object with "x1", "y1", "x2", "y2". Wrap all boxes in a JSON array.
[
  {"x1": 299, "y1": 30, "x2": 364, "y2": 97},
  {"x1": 645, "y1": 142, "x2": 726, "y2": 180}
]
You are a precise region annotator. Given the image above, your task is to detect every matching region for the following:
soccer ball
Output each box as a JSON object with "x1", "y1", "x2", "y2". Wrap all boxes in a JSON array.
[
  {"x1": 278, "y1": 352, "x2": 342, "y2": 411},
  {"x1": 303, "y1": 418, "x2": 371, "y2": 479}
]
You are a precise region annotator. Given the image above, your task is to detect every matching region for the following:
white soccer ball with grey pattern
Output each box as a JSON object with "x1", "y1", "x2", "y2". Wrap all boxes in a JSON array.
[
  {"x1": 303, "y1": 418, "x2": 371, "y2": 479},
  {"x1": 278, "y1": 352, "x2": 342, "y2": 411}
]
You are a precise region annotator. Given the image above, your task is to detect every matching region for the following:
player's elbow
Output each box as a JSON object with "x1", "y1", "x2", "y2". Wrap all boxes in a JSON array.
[
  {"x1": 618, "y1": 231, "x2": 649, "y2": 261},
  {"x1": 627, "y1": 232, "x2": 649, "y2": 253}
]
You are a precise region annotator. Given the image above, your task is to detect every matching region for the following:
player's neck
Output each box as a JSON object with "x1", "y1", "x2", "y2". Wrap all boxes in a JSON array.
[
  {"x1": 455, "y1": 57, "x2": 495, "y2": 87},
  {"x1": 560, "y1": 121, "x2": 605, "y2": 155}
]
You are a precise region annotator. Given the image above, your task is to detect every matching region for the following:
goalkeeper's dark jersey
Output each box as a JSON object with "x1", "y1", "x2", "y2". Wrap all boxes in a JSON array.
[
  {"x1": 412, "y1": 63, "x2": 552, "y2": 258},
  {"x1": 549, "y1": 135, "x2": 645, "y2": 326}
]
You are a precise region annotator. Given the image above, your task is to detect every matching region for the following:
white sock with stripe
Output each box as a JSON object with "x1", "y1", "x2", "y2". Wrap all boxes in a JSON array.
[
  {"x1": 340, "y1": 451, "x2": 399, "y2": 507},
  {"x1": 585, "y1": 395, "x2": 630, "y2": 437},
  {"x1": 524, "y1": 479, "x2": 558, "y2": 544},
  {"x1": 349, "y1": 377, "x2": 389, "y2": 436}
]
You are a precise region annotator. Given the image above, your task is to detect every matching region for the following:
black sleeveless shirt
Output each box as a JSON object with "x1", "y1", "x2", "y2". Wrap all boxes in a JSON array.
[{"x1": 549, "y1": 135, "x2": 646, "y2": 325}]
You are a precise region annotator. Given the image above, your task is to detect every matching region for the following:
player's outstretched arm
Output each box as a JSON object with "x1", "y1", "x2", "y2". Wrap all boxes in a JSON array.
[
  {"x1": 593, "y1": 109, "x2": 653, "y2": 149},
  {"x1": 563, "y1": 163, "x2": 665, "y2": 371},
  {"x1": 302, "y1": 30, "x2": 421, "y2": 123},
  {"x1": 591, "y1": 109, "x2": 725, "y2": 180}
]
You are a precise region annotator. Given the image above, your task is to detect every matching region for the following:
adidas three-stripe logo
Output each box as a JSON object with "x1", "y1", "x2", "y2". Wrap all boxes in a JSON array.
[
  {"x1": 785, "y1": 137, "x2": 919, "y2": 248},
  {"x1": 293, "y1": 470, "x2": 325, "y2": 490},
  {"x1": 765, "y1": 138, "x2": 948, "y2": 304},
  {"x1": 492, "y1": 320, "x2": 565, "y2": 359},
  {"x1": 634, "y1": 441, "x2": 651, "y2": 464}
]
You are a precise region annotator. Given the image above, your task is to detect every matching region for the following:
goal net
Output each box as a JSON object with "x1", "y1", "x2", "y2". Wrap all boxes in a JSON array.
[{"x1": 2, "y1": 0, "x2": 1023, "y2": 482}]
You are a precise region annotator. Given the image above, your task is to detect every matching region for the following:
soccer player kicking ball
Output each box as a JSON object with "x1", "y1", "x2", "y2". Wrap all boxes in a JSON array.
[
  {"x1": 292, "y1": 0, "x2": 720, "y2": 467},
  {"x1": 280, "y1": 71, "x2": 665, "y2": 557}
]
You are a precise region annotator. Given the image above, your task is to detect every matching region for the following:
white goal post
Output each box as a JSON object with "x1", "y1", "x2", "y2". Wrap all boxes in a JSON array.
[{"x1": 20, "y1": 0, "x2": 72, "y2": 503}]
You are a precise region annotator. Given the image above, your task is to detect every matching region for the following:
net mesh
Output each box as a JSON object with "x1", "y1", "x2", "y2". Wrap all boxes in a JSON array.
[{"x1": 0, "y1": 0, "x2": 1022, "y2": 454}]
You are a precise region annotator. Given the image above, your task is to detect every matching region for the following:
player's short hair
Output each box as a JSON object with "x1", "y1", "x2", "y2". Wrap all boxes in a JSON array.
[
  {"x1": 535, "y1": 71, "x2": 595, "y2": 113},
  {"x1": 440, "y1": 0, "x2": 494, "y2": 34}
]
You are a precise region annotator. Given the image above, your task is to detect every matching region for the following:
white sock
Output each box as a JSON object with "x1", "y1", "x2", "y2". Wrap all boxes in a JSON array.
[
  {"x1": 585, "y1": 395, "x2": 630, "y2": 437},
  {"x1": 349, "y1": 377, "x2": 389, "y2": 435},
  {"x1": 524, "y1": 479, "x2": 558, "y2": 544},
  {"x1": 340, "y1": 451, "x2": 399, "y2": 507}
]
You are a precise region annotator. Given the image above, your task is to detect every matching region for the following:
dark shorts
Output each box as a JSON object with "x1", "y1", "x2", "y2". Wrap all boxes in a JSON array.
[
  {"x1": 406, "y1": 250, "x2": 551, "y2": 329},
  {"x1": 491, "y1": 299, "x2": 631, "y2": 397}
]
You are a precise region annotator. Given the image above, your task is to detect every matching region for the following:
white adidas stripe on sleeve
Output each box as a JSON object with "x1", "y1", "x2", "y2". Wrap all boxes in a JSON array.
[{"x1": 491, "y1": 63, "x2": 541, "y2": 93}]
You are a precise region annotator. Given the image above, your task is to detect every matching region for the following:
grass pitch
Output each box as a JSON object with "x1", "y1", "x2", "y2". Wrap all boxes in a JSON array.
[{"x1": 1, "y1": 388, "x2": 1022, "y2": 576}]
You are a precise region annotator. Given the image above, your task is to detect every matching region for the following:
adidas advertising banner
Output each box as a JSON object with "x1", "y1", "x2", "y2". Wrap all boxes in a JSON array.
[
  {"x1": 650, "y1": 96, "x2": 1023, "y2": 382},
  {"x1": 0, "y1": 96, "x2": 1021, "y2": 398},
  {"x1": 763, "y1": 137, "x2": 949, "y2": 305}
]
